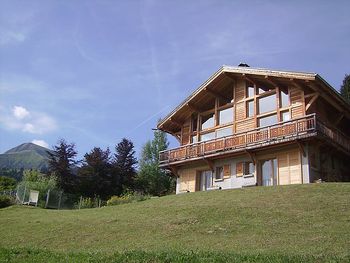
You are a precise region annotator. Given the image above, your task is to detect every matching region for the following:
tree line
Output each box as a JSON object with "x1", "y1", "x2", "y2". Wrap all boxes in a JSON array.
[{"x1": 46, "y1": 130, "x2": 175, "y2": 199}]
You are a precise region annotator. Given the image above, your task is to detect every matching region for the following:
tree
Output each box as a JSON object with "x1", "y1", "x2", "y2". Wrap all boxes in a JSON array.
[
  {"x1": 113, "y1": 138, "x2": 137, "y2": 193},
  {"x1": 78, "y1": 147, "x2": 113, "y2": 199},
  {"x1": 47, "y1": 139, "x2": 78, "y2": 193},
  {"x1": 136, "y1": 130, "x2": 175, "y2": 196},
  {"x1": 0, "y1": 176, "x2": 17, "y2": 191},
  {"x1": 340, "y1": 74, "x2": 350, "y2": 104}
]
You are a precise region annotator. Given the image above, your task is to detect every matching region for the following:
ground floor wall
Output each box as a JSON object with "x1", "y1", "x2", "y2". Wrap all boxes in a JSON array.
[{"x1": 175, "y1": 144, "x2": 309, "y2": 194}]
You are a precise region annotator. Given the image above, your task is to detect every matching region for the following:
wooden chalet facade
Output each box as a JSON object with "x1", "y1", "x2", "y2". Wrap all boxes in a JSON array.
[{"x1": 157, "y1": 66, "x2": 350, "y2": 194}]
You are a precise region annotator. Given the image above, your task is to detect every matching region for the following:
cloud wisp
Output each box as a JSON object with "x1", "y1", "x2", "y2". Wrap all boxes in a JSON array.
[
  {"x1": 31, "y1": 139, "x2": 49, "y2": 148},
  {"x1": 0, "y1": 105, "x2": 57, "y2": 135}
]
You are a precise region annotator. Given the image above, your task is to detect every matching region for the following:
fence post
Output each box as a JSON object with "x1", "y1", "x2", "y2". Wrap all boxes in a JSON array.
[
  {"x1": 45, "y1": 189, "x2": 50, "y2": 208},
  {"x1": 22, "y1": 185, "x2": 27, "y2": 204},
  {"x1": 58, "y1": 191, "x2": 62, "y2": 210},
  {"x1": 79, "y1": 196, "x2": 82, "y2": 210}
]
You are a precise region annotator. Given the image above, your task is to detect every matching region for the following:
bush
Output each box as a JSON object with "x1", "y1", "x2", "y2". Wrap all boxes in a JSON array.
[
  {"x1": 0, "y1": 176, "x2": 17, "y2": 191},
  {"x1": 0, "y1": 195, "x2": 14, "y2": 208},
  {"x1": 107, "y1": 192, "x2": 150, "y2": 206}
]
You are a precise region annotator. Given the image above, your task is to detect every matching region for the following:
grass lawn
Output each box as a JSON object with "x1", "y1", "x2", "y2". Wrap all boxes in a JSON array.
[{"x1": 0, "y1": 183, "x2": 349, "y2": 262}]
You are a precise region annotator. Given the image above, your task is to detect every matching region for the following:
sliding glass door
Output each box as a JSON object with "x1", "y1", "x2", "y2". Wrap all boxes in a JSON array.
[{"x1": 261, "y1": 159, "x2": 278, "y2": 186}]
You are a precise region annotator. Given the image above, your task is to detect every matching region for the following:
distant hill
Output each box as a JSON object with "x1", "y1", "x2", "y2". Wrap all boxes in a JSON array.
[{"x1": 0, "y1": 143, "x2": 52, "y2": 172}]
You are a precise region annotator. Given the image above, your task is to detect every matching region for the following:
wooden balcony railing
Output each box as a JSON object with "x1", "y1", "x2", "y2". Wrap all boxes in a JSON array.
[{"x1": 159, "y1": 114, "x2": 350, "y2": 166}]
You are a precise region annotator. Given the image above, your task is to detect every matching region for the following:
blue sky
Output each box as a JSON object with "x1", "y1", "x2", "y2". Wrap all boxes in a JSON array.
[{"x1": 0, "y1": 0, "x2": 349, "y2": 160}]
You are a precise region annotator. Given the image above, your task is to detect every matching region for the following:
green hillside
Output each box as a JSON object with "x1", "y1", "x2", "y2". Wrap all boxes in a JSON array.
[
  {"x1": 0, "y1": 143, "x2": 52, "y2": 173},
  {"x1": 0, "y1": 183, "x2": 349, "y2": 262}
]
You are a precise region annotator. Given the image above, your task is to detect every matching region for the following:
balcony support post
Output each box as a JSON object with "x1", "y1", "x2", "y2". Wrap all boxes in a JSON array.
[
  {"x1": 296, "y1": 140, "x2": 306, "y2": 157},
  {"x1": 204, "y1": 158, "x2": 214, "y2": 172},
  {"x1": 245, "y1": 150, "x2": 257, "y2": 165}
]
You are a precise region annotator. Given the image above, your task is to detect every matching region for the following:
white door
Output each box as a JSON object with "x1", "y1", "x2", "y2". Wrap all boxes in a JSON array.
[{"x1": 201, "y1": 170, "x2": 213, "y2": 191}]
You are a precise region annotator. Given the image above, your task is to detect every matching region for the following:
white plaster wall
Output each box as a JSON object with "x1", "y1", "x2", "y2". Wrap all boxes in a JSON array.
[{"x1": 302, "y1": 144, "x2": 310, "y2": 183}]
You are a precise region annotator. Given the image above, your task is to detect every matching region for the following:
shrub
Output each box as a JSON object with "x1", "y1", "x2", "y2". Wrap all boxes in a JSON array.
[
  {"x1": 0, "y1": 195, "x2": 14, "y2": 208},
  {"x1": 0, "y1": 176, "x2": 17, "y2": 191},
  {"x1": 107, "y1": 192, "x2": 150, "y2": 206}
]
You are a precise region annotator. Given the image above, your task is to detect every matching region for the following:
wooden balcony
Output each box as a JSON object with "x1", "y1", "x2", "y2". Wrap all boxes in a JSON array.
[{"x1": 159, "y1": 114, "x2": 350, "y2": 167}]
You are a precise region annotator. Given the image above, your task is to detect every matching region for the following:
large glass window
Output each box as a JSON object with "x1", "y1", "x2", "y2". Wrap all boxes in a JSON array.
[
  {"x1": 280, "y1": 89, "x2": 289, "y2": 108},
  {"x1": 192, "y1": 135, "x2": 198, "y2": 143},
  {"x1": 201, "y1": 113, "x2": 215, "y2": 130},
  {"x1": 201, "y1": 132, "x2": 215, "y2": 141},
  {"x1": 258, "y1": 94, "x2": 276, "y2": 114},
  {"x1": 257, "y1": 86, "x2": 271, "y2": 94},
  {"x1": 281, "y1": 111, "x2": 290, "y2": 122},
  {"x1": 259, "y1": 114, "x2": 278, "y2": 127},
  {"x1": 247, "y1": 86, "x2": 255, "y2": 97},
  {"x1": 247, "y1": 100, "x2": 254, "y2": 117},
  {"x1": 216, "y1": 126, "x2": 233, "y2": 138},
  {"x1": 219, "y1": 107, "x2": 233, "y2": 125}
]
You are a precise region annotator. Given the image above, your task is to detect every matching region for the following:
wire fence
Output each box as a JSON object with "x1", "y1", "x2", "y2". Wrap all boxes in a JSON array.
[{"x1": 14, "y1": 185, "x2": 104, "y2": 210}]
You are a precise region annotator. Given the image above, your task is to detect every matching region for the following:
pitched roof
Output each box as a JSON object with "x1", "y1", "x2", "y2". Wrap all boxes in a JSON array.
[{"x1": 157, "y1": 65, "x2": 349, "y2": 131}]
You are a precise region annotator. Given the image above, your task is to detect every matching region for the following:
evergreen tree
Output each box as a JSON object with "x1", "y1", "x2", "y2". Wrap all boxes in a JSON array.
[
  {"x1": 47, "y1": 139, "x2": 78, "y2": 193},
  {"x1": 136, "y1": 130, "x2": 175, "y2": 196},
  {"x1": 340, "y1": 74, "x2": 350, "y2": 104},
  {"x1": 78, "y1": 147, "x2": 113, "y2": 199},
  {"x1": 113, "y1": 138, "x2": 137, "y2": 193}
]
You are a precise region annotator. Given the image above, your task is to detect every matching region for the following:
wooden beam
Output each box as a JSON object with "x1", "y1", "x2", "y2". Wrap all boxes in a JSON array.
[
  {"x1": 169, "y1": 118, "x2": 182, "y2": 127},
  {"x1": 186, "y1": 103, "x2": 202, "y2": 113},
  {"x1": 204, "y1": 158, "x2": 214, "y2": 171},
  {"x1": 243, "y1": 74, "x2": 257, "y2": 86},
  {"x1": 264, "y1": 75, "x2": 279, "y2": 88},
  {"x1": 334, "y1": 113, "x2": 344, "y2": 126},
  {"x1": 296, "y1": 140, "x2": 306, "y2": 157},
  {"x1": 204, "y1": 88, "x2": 231, "y2": 103},
  {"x1": 305, "y1": 93, "x2": 319, "y2": 111},
  {"x1": 304, "y1": 92, "x2": 318, "y2": 98},
  {"x1": 169, "y1": 166, "x2": 179, "y2": 177},
  {"x1": 245, "y1": 150, "x2": 256, "y2": 165}
]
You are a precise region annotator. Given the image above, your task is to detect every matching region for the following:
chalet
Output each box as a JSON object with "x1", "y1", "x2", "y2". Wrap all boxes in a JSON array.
[{"x1": 157, "y1": 65, "x2": 350, "y2": 194}]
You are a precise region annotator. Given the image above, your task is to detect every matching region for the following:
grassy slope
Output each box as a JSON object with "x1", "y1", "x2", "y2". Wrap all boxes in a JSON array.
[{"x1": 0, "y1": 183, "x2": 349, "y2": 262}]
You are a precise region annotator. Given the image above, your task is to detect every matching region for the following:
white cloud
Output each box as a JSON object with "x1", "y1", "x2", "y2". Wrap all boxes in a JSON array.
[
  {"x1": 0, "y1": 29, "x2": 26, "y2": 45},
  {"x1": 13, "y1": 106, "x2": 30, "y2": 119},
  {"x1": 31, "y1": 139, "x2": 49, "y2": 148},
  {"x1": 0, "y1": 105, "x2": 57, "y2": 135}
]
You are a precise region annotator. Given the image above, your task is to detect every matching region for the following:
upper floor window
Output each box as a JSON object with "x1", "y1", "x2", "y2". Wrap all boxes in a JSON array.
[
  {"x1": 259, "y1": 114, "x2": 278, "y2": 127},
  {"x1": 281, "y1": 111, "x2": 290, "y2": 122},
  {"x1": 218, "y1": 107, "x2": 233, "y2": 125},
  {"x1": 257, "y1": 86, "x2": 273, "y2": 95},
  {"x1": 246, "y1": 86, "x2": 255, "y2": 97},
  {"x1": 247, "y1": 100, "x2": 254, "y2": 117},
  {"x1": 280, "y1": 89, "x2": 289, "y2": 108},
  {"x1": 201, "y1": 113, "x2": 215, "y2": 130},
  {"x1": 201, "y1": 132, "x2": 215, "y2": 141},
  {"x1": 216, "y1": 126, "x2": 233, "y2": 138},
  {"x1": 258, "y1": 94, "x2": 276, "y2": 114}
]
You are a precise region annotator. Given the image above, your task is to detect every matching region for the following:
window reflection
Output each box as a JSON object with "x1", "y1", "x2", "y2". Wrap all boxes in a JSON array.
[
  {"x1": 258, "y1": 94, "x2": 276, "y2": 114},
  {"x1": 201, "y1": 132, "x2": 215, "y2": 141},
  {"x1": 247, "y1": 86, "x2": 255, "y2": 97},
  {"x1": 280, "y1": 89, "x2": 289, "y2": 108},
  {"x1": 259, "y1": 114, "x2": 278, "y2": 127},
  {"x1": 216, "y1": 126, "x2": 232, "y2": 138},
  {"x1": 247, "y1": 100, "x2": 254, "y2": 117},
  {"x1": 219, "y1": 107, "x2": 233, "y2": 125},
  {"x1": 201, "y1": 113, "x2": 215, "y2": 130},
  {"x1": 281, "y1": 111, "x2": 290, "y2": 122}
]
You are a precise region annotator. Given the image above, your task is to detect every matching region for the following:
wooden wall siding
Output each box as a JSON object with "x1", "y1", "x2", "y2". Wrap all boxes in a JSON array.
[
  {"x1": 236, "y1": 118, "x2": 255, "y2": 133},
  {"x1": 277, "y1": 150, "x2": 302, "y2": 185},
  {"x1": 235, "y1": 79, "x2": 246, "y2": 101},
  {"x1": 179, "y1": 168, "x2": 197, "y2": 192},
  {"x1": 181, "y1": 123, "x2": 190, "y2": 145},
  {"x1": 235, "y1": 101, "x2": 246, "y2": 121},
  {"x1": 290, "y1": 87, "x2": 305, "y2": 119}
]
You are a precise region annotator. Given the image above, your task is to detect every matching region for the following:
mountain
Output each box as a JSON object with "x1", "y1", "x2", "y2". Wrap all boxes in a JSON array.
[{"x1": 0, "y1": 143, "x2": 53, "y2": 172}]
